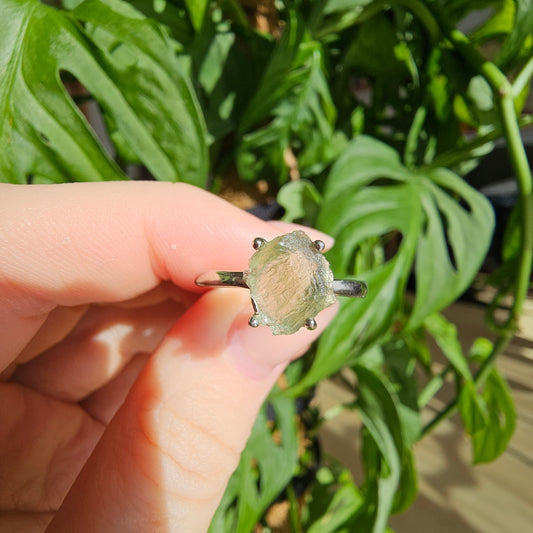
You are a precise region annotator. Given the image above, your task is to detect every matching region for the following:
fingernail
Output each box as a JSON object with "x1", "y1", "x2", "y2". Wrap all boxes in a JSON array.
[{"x1": 227, "y1": 320, "x2": 294, "y2": 380}]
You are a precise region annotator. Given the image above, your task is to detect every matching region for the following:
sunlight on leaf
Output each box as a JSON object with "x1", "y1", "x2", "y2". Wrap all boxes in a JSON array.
[
  {"x1": 0, "y1": 0, "x2": 208, "y2": 185},
  {"x1": 72, "y1": 0, "x2": 208, "y2": 184}
]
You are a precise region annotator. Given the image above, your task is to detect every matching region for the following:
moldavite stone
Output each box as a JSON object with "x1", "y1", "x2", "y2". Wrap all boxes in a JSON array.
[{"x1": 244, "y1": 231, "x2": 337, "y2": 335}]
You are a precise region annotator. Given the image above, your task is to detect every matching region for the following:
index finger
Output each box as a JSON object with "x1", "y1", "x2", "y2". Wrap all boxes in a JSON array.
[{"x1": 0, "y1": 181, "x2": 330, "y2": 369}]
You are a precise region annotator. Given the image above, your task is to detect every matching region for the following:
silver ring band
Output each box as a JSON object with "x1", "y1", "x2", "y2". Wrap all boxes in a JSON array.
[{"x1": 196, "y1": 271, "x2": 368, "y2": 298}]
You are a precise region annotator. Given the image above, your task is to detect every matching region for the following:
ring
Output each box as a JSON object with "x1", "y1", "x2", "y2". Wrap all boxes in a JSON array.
[{"x1": 196, "y1": 231, "x2": 367, "y2": 335}]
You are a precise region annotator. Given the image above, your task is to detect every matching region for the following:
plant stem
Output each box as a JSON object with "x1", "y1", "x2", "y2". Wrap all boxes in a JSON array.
[
  {"x1": 287, "y1": 483, "x2": 303, "y2": 533},
  {"x1": 389, "y1": 0, "x2": 441, "y2": 42},
  {"x1": 497, "y1": 99, "x2": 533, "y2": 331},
  {"x1": 421, "y1": 25, "x2": 533, "y2": 436},
  {"x1": 421, "y1": 115, "x2": 533, "y2": 171},
  {"x1": 447, "y1": 38, "x2": 533, "y2": 330},
  {"x1": 418, "y1": 364, "x2": 452, "y2": 408}
]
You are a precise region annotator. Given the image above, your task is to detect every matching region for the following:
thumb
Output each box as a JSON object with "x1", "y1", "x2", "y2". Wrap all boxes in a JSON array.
[{"x1": 46, "y1": 288, "x2": 337, "y2": 533}]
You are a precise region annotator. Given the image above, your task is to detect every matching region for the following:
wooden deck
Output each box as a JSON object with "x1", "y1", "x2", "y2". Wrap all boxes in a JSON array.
[{"x1": 316, "y1": 298, "x2": 533, "y2": 532}]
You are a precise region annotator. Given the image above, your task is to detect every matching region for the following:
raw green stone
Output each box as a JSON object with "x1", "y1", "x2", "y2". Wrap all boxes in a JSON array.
[{"x1": 245, "y1": 231, "x2": 336, "y2": 335}]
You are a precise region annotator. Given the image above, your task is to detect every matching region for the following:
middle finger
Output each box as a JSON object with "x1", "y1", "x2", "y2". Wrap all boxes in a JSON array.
[{"x1": 12, "y1": 298, "x2": 189, "y2": 402}]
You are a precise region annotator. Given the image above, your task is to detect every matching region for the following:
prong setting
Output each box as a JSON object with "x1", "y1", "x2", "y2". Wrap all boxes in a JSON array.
[
  {"x1": 305, "y1": 317, "x2": 317, "y2": 330},
  {"x1": 314, "y1": 240, "x2": 325, "y2": 253},
  {"x1": 253, "y1": 237, "x2": 266, "y2": 250},
  {"x1": 195, "y1": 231, "x2": 367, "y2": 335}
]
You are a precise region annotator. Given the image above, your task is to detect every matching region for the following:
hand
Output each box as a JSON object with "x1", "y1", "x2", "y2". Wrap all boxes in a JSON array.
[{"x1": 0, "y1": 182, "x2": 337, "y2": 533}]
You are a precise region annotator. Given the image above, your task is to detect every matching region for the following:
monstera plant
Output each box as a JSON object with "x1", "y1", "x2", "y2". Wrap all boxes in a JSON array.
[{"x1": 1, "y1": 0, "x2": 532, "y2": 531}]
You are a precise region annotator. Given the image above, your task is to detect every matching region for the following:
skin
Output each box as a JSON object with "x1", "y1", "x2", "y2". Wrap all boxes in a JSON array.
[{"x1": 0, "y1": 182, "x2": 337, "y2": 533}]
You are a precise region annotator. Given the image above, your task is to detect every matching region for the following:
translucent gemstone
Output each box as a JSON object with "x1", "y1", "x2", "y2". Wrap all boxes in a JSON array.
[{"x1": 245, "y1": 231, "x2": 337, "y2": 335}]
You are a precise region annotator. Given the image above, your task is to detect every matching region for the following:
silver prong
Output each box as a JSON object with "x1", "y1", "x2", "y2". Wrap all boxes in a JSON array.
[
  {"x1": 314, "y1": 240, "x2": 325, "y2": 253},
  {"x1": 305, "y1": 317, "x2": 317, "y2": 330},
  {"x1": 249, "y1": 315, "x2": 260, "y2": 328},
  {"x1": 253, "y1": 237, "x2": 266, "y2": 250}
]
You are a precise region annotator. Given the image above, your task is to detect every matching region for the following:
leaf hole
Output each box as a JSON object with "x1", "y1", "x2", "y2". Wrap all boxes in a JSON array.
[
  {"x1": 438, "y1": 209, "x2": 459, "y2": 272},
  {"x1": 60, "y1": 70, "x2": 93, "y2": 110},
  {"x1": 384, "y1": 230, "x2": 403, "y2": 262},
  {"x1": 59, "y1": 69, "x2": 116, "y2": 160},
  {"x1": 345, "y1": 230, "x2": 402, "y2": 274},
  {"x1": 460, "y1": 197, "x2": 473, "y2": 214},
  {"x1": 446, "y1": 239, "x2": 459, "y2": 272}
]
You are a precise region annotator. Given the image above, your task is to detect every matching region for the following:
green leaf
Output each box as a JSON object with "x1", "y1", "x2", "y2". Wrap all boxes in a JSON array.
[
  {"x1": 0, "y1": 0, "x2": 123, "y2": 183},
  {"x1": 424, "y1": 313, "x2": 473, "y2": 382},
  {"x1": 236, "y1": 12, "x2": 342, "y2": 182},
  {"x1": 291, "y1": 258, "x2": 407, "y2": 395},
  {"x1": 238, "y1": 9, "x2": 305, "y2": 133},
  {"x1": 502, "y1": 203, "x2": 522, "y2": 262},
  {"x1": 470, "y1": 0, "x2": 515, "y2": 43},
  {"x1": 428, "y1": 71, "x2": 452, "y2": 122},
  {"x1": 0, "y1": 0, "x2": 208, "y2": 185},
  {"x1": 392, "y1": 448, "x2": 418, "y2": 514},
  {"x1": 404, "y1": 326, "x2": 431, "y2": 369},
  {"x1": 72, "y1": 0, "x2": 208, "y2": 185},
  {"x1": 408, "y1": 166, "x2": 494, "y2": 327},
  {"x1": 468, "y1": 337, "x2": 494, "y2": 364},
  {"x1": 497, "y1": 0, "x2": 533, "y2": 67},
  {"x1": 210, "y1": 394, "x2": 299, "y2": 532},
  {"x1": 468, "y1": 75, "x2": 495, "y2": 112},
  {"x1": 195, "y1": 26, "x2": 238, "y2": 140},
  {"x1": 454, "y1": 75, "x2": 500, "y2": 129},
  {"x1": 91, "y1": 0, "x2": 195, "y2": 43},
  {"x1": 305, "y1": 465, "x2": 364, "y2": 533},
  {"x1": 193, "y1": 18, "x2": 270, "y2": 142},
  {"x1": 207, "y1": 467, "x2": 240, "y2": 533},
  {"x1": 341, "y1": 14, "x2": 411, "y2": 84},
  {"x1": 382, "y1": 340, "x2": 422, "y2": 446},
  {"x1": 472, "y1": 369, "x2": 516, "y2": 463},
  {"x1": 432, "y1": 0, "x2": 503, "y2": 28},
  {"x1": 458, "y1": 369, "x2": 517, "y2": 464},
  {"x1": 308, "y1": 0, "x2": 372, "y2": 37},
  {"x1": 393, "y1": 40, "x2": 419, "y2": 87},
  {"x1": 277, "y1": 179, "x2": 322, "y2": 224},
  {"x1": 356, "y1": 366, "x2": 404, "y2": 533},
  {"x1": 459, "y1": 380, "x2": 489, "y2": 434},
  {"x1": 184, "y1": 0, "x2": 208, "y2": 31},
  {"x1": 292, "y1": 136, "x2": 493, "y2": 392}
]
